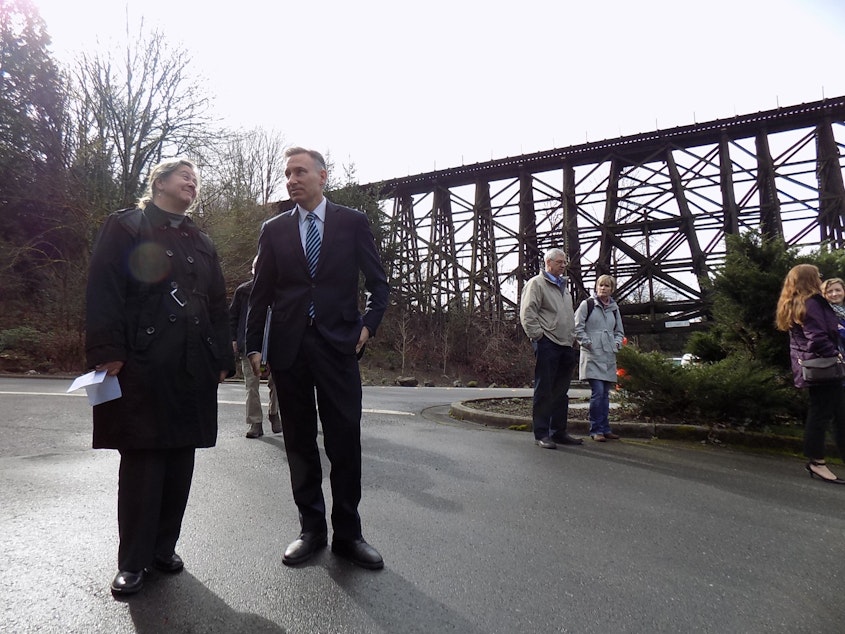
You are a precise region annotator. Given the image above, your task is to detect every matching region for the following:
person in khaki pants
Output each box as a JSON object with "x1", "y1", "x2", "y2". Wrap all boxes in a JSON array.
[{"x1": 229, "y1": 257, "x2": 280, "y2": 438}]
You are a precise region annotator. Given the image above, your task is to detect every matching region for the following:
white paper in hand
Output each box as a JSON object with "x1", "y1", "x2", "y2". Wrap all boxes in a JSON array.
[{"x1": 67, "y1": 370, "x2": 122, "y2": 406}]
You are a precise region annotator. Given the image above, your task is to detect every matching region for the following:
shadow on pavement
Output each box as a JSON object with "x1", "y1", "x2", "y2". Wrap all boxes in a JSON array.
[
  {"x1": 124, "y1": 571, "x2": 285, "y2": 633},
  {"x1": 328, "y1": 565, "x2": 488, "y2": 634}
]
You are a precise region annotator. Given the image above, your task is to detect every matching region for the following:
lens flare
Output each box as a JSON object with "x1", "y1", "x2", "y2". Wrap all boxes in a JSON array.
[{"x1": 128, "y1": 242, "x2": 171, "y2": 283}]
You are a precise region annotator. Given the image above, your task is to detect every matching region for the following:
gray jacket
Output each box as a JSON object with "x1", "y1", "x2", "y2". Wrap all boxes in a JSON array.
[
  {"x1": 574, "y1": 296, "x2": 625, "y2": 382},
  {"x1": 519, "y1": 272, "x2": 576, "y2": 346}
]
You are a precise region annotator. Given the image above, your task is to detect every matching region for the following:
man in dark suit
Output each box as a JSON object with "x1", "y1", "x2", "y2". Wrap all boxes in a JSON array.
[{"x1": 246, "y1": 147, "x2": 389, "y2": 569}]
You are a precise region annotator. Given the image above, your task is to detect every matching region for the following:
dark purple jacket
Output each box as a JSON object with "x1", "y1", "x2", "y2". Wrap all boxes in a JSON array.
[{"x1": 788, "y1": 294, "x2": 842, "y2": 388}]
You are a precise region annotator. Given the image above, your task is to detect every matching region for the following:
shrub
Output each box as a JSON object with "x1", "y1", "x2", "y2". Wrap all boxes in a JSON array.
[
  {"x1": 0, "y1": 326, "x2": 85, "y2": 373},
  {"x1": 687, "y1": 356, "x2": 797, "y2": 427},
  {"x1": 0, "y1": 326, "x2": 44, "y2": 356},
  {"x1": 616, "y1": 347, "x2": 696, "y2": 420},
  {"x1": 616, "y1": 346, "x2": 798, "y2": 429}
]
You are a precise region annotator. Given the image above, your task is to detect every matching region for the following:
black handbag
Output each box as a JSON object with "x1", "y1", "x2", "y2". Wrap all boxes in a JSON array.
[{"x1": 799, "y1": 356, "x2": 845, "y2": 382}]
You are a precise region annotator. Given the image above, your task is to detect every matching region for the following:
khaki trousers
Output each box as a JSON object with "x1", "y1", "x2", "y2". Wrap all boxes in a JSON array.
[{"x1": 241, "y1": 356, "x2": 278, "y2": 426}]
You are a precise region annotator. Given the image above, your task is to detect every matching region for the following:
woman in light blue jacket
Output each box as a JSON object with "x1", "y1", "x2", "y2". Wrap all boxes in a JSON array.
[{"x1": 574, "y1": 275, "x2": 625, "y2": 442}]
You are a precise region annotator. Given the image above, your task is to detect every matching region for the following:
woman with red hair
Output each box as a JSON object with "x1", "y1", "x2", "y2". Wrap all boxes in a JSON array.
[{"x1": 776, "y1": 264, "x2": 845, "y2": 484}]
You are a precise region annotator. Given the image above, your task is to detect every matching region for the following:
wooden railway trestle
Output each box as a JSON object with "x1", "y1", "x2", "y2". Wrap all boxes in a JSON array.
[{"x1": 364, "y1": 97, "x2": 845, "y2": 334}]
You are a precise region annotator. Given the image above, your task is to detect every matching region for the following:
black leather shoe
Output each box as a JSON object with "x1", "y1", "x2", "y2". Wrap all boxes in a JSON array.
[
  {"x1": 153, "y1": 553, "x2": 184, "y2": 573},
  {"x1": 111, "y1": 570, "x2": 144, "y2": 595},
  {"x1": 552, "y1": 433, "x2": 583, "y2": 445},
  {"x1": 283, "y1": 532, "x2": 328, "y2": 566},
  {"x1": 332, "y1": 538, "x2": 384, "y2": 570}
]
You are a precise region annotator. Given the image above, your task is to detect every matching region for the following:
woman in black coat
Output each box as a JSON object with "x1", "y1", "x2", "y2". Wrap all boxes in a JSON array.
[
  {"x1": 85, "y1": 159, "x2": 235, "y2": 595},
  {"x1": 776, "y1": 264, "x2": 845, "y2": 484}
]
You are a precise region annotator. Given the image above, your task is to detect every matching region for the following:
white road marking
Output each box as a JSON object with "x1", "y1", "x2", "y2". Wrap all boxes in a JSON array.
[
  {"x1": 0, "y1": 391, "x2": 88, "y2": 397},
  {"x1": 0, "y1": 392, "x2": 415, "y2": 416}
]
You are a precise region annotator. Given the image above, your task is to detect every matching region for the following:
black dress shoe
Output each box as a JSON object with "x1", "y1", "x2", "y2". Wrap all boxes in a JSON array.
[
  {"x1": 331, "y1": 538, "x2": 384, "y2": 570},
  {"x1": 153, "y1": 553, "x2": 184, "y2": 573},
  {"x1": 111, "y1": 570, "x2": 144, "y2": 595},
  {"x1": 552, "y1": 433, "x2": 583, "y2": 445},
  {"x1": 283, "y1": 532, "x2": 328, "y2": 566}
]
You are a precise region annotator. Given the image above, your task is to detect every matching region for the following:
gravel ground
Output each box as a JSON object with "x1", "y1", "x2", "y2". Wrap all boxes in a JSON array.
[{"x1": 462, "y1": 396, "x2": 592, "y2": 421}]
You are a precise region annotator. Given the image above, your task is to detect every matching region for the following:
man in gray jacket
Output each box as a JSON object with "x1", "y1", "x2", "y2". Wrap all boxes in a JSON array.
[{"x1": 519, "y1": 248, "x2": 583, "y2": 449}]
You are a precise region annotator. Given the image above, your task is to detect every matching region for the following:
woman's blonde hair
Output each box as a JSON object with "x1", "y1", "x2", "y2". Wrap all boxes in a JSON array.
[
  {"x1": 596, "y1": 274, "x2": 616, "y2": 292},
  {"x1": 137, "y1": 158, "x2": 200, "y2": 211},
  {"x1": 775, "y1": 264, "x2": 821, "y2": 331},
  {"x1": 822, "y1": 277, "x2": 845, "y2": 297}
]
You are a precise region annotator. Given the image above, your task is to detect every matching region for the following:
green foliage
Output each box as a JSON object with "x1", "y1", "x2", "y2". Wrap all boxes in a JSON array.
[
  {"x1": 814, "y1": 248, "x2": 845, "y2": 281},
  {"x1": 0, "y1": 326, "x2": 83, "y2": 373},
  {"x1": 697, "y1": 231, "x2": 798, "y2": 369},
  {"x1": 692, "y1": 356, "x2": 800, "y2": 426},
  {"x1": 687, "y1": 231, "x2": 845, "y2": 371},
  {"x1": 0, "y1": 326, "x2": 43, "y2": 355},
  {"x1": 617, "y1": 346, "x2": 799, "y2": 428},
  {"x1": 0, "y1": 0, "x2": 67, "y2": 317},
  {"x1": 686, "y1": 330, "x2": 727, "y2": 363},
  {"x1": 616, "y1": 347, "x2": 694, "y2": 418},
  {"x1": 630, "y1": 231, "x2": 845, "y2": 429}
]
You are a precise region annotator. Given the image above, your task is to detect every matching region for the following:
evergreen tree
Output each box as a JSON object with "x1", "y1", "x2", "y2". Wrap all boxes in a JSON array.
[
  {"x1": 688, "y1": 230, "x2": 845, "y2": 371},
  {"x1": 0, "y1": 0, "x2": 65, "y2": 321}
]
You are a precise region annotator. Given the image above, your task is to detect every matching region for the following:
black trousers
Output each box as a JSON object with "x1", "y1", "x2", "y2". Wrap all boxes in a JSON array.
[
  {"x1": 803, "y1": 383, "x2": 845, "y2": 460},
  {"x1": 116, "y1": 447, "x2": 195, "y2": 571},
  {"x1": 272, "y1": 325, "x2": 363, "y2": 541},
  {"x1": 532, "y1": 337, "x2": 577, "y2": 440}
]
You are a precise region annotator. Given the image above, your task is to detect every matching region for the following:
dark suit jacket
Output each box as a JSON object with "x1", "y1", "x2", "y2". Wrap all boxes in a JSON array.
[
  {"x1": 245, "y1": 200, "x2": 389, "y2": 371},
  {"x1": 228, "y1": 279, "x2": 252, "y2": 355}
]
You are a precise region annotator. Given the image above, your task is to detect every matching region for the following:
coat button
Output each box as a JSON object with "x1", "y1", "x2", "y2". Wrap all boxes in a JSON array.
[
  {"x1": 194, "y1": 317, "x2": 200, "y2": 325},
  {"x1": 171, "y1": 281, "x2": 178, "y2": 288},
  {"x1": 146, "y1": 326, "x2": 155, "y2": 335},
  {"x1": 181, "y1": 231, "x2": 189, "y2": 237},
  {"x1": 169, "y1": 314, "x2": 177, "y2": 323},
  {"x1": 166, "y1": 249, "x2": 174, "y2": 257},
  {"x1": 187, "y1": 256, "x2": 194, "y2": 264},
  {"x1": 206, "y1": 337, "x2": 213, "y2": 345}
]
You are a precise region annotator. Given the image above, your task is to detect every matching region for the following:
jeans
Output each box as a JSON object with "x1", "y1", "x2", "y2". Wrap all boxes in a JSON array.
[
  {"x1": 532, "y1": 337, "x2": 577, "y2": 440},
  {"x1": 587, "y1": 379, "x2": 614, "y2": 436},
  {"x1": 803, "y1": 382, "x2": 845, "y2": 460}
]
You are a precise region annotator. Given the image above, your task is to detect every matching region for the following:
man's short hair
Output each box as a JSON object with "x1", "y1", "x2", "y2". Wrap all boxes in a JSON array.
[
  {"x1": 284, "y1": 146, "x2": 327, "y2": 172},
  {"x1": 544, "y1": 248, "x2": 566, "y2": 263}
]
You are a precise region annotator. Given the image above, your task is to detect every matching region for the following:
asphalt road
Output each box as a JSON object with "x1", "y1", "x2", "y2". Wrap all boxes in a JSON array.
[{"x1": 1, "y1": 377, "x2": 844, "y2": 633}]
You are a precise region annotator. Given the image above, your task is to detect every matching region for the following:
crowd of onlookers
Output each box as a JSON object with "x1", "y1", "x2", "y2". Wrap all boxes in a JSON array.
[{"x1": 518, "y1": 249, "x2": 845, "y2": 492}]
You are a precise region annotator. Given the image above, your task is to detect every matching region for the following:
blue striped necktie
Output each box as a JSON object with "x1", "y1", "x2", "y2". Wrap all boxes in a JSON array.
[{"x1": 305, "y1": 212, "x2": 320, "y2": 317}]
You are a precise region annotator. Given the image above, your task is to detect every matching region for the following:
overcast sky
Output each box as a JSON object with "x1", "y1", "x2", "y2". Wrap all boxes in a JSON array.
[{"x1": 32, "y1": 0, "x2": 845, "y2": 184}]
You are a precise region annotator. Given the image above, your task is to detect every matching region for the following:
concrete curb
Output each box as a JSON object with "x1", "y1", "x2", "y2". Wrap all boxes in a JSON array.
[{"x1": 449, "y1": 399, "x2": 810, "y2": 453}]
